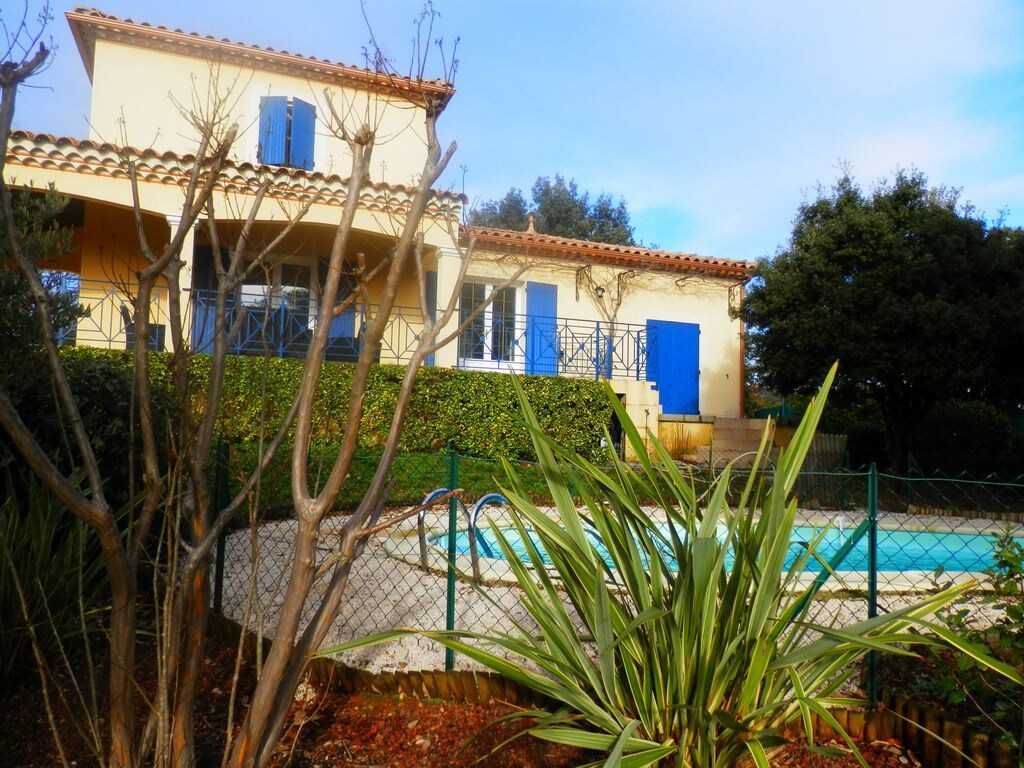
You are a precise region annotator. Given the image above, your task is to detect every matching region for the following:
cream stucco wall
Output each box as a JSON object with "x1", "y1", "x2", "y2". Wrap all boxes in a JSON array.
[
  {"x1": 453, "y1": 250, "x2": 744, "y2": 418},
  {"x1": 87, "y1": 39, "x2": 432, "y2": 190},
  {"x1": 9, "y1": 22, "x2": 743, "y2": 414}
]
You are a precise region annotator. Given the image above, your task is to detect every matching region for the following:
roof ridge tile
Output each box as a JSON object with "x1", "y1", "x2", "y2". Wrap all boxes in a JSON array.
[
  {"x1": 464, "y1": 225, "x2": 750, "y2": 278},
  {"x1": 7, "y1": 130, "x2": 466, "y2": 204},
  {"x1": 67, "y1": 6, "x2": 454, "y2": 104}
]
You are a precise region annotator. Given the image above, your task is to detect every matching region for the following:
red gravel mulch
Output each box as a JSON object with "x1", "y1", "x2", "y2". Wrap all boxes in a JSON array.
[{"x1": 0, "y1": 633, "x2": 922, "y2": 768}]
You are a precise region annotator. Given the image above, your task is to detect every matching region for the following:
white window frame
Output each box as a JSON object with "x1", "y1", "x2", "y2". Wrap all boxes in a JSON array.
[{"x1": 457, "y1": 280, "x2": 523, "y2": 373}]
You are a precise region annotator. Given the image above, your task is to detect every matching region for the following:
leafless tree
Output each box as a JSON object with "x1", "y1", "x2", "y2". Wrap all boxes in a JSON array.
[{"x1": 1, "y1": 7, "x2": 522, "y2": 768}]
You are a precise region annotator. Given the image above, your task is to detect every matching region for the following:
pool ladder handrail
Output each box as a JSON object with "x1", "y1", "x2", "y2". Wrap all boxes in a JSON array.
[{"x1": 417, "y1": 489, "x2": 509, "y2": 582}]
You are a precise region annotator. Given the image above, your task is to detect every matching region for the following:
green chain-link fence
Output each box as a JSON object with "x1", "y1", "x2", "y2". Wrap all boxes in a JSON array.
[{"x1": 210, "y1": 445, "x2": 1024, "y2": 700}]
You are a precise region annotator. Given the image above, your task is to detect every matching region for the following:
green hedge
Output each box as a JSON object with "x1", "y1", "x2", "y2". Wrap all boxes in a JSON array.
[
  {"x1": 38, "y1": 350, "x2": 610, "y2": 461},
  {"x1": 226, "y1": 445, "x2": 557, "y2": 514},
  {"x1": 9, "y1": 350, "x2": 610, "y2": 512},
  {"x1": 216, "y1": 359, "x2": 613, "y2": 512},
  {"x1": 188, "y1": 355, "x2": 612, "y2": 461},
  {"x1": 2, "y1": 347, "x2": 175, "y2": 506}
]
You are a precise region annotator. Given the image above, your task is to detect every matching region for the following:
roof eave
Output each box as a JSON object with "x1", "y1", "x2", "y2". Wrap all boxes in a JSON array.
[
  {"x1": 65, "y1": 8, "x2": 456, "y2": 109},
  {"x1": 465, "y1": 229, "x2": 751, "y2": 279},
  {"x1": 67, "y1": 10, "x2": 96, "y2": 82},
  {"x1": 6, "y1": 130, "x2": 468, "y2": 207}
]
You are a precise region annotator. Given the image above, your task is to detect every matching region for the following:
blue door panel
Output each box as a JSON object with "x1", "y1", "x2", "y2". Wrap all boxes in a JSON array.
[
  {"x1": 318, "y1": 262, "x2": 356, "y2": 338},
  {"x1": 525, "y1": 282, "x2": 558, "y2": 376},
  {"x1": 646, "y1": 320, "x2": 699, "y2": 415},
  {"x1": 192, "y1": 295, "x2": 216, "y2": 354}
]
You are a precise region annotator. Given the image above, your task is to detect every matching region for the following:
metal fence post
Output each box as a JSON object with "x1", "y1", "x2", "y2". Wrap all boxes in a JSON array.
[
  {"x1": 866, "y1": 462, "x2": 879, "y2": 707},
  {"x1": 212, "y1": 439, "x2": 229, "y2": 615},
  {"x1": 445, "y1": 442, "x2": 459, "y2": 672}
]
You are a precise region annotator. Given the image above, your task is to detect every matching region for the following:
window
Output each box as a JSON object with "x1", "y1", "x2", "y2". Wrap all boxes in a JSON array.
[
  {"x1": 258, "y1": 96, "x2": 316, "y2": 170},
  {"x1": 42, "y1": 270, "x2": 81, "y2": 346},
  {"x1": 458, "y1": 282, "x2": 520, "y2": 370},
  {"x1": 239, "y1": 262, "x2": 317, "y2": 327}
]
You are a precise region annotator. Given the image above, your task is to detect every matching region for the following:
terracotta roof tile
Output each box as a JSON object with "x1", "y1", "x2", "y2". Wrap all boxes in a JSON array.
[
  {"x1": 464, "y1": 226, "x2": 751, "y2": 279},
  {"x1": 5, "y1": 130, "x2": 463, "y2": 216},
  {"x1": 67, "y1": 7, "x2": 454, "y2": 108}
]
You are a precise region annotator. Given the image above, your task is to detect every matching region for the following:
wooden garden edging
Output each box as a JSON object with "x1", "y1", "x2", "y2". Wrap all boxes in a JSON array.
[
  {"x1": 207, "y1": 613, "x2": 547, "y2": 707},
  {"x1": 806, "y1": 692, "x2": 1017, "y2": 768},
  {"x1": 209, "y1": 615, "x2": 1016, "y2": 766}
]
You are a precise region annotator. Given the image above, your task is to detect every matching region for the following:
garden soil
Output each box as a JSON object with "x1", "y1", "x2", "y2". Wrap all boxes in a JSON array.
[{"x1": 0, "y1": 631, "x2": 922, "y2": 768}]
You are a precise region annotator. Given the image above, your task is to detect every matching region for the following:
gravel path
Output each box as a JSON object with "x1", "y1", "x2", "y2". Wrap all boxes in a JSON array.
[{"x1": 221, "y1": 513, "x2": 540, "y2": 672}]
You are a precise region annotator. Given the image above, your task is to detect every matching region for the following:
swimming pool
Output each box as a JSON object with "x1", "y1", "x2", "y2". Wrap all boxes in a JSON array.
[{"x1": 436, "y1": 524, "x2": 1024, "y2": 575}]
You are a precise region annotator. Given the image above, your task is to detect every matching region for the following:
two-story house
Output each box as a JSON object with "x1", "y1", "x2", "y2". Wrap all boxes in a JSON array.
[{"x1": 4, "y1": 7, "x2": 751, "y2": 451}]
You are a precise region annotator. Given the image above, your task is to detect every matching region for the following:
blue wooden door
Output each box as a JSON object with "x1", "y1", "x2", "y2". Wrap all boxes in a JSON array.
[
  {"x1": 525, "y1": 282, "x2": 558, "y2": 375},
  {"x1": 646, "y1": 320, "x2": 699, "y2": 414}
]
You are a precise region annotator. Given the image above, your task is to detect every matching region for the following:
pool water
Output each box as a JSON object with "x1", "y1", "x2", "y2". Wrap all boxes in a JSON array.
[{"x1": 437, "y1": 524, "x2": 1024, "y2": 574}]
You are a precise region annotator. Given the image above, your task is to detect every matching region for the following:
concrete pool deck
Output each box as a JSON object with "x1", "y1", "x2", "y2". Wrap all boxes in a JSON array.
[
  {"x1": 384, "y1": 506, "x2": 1022, "y2": 592},
  {"x1": 220, "y1": 507, "x2": 1019, "y2": 673}
]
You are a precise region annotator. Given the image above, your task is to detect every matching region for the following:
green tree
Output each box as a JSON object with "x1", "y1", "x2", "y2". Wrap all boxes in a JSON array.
[
  {"x1": 0, "y1": 189, "x2": 80, "y2": 370},
  {"x1": 738, "y1": 170, "x2": 1024, "y2": 472},
  {"x1": 470, "y1": 186, "x2": 529, "y2": 232},
  {"x1": 470, "y1": 174, "x2": 636, "y2": 245}
]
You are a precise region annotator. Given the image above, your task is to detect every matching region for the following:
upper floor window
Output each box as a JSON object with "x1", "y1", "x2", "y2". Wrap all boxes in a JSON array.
[{"x1": 258, "y1": 96, "x2": 316, "y2": 170}]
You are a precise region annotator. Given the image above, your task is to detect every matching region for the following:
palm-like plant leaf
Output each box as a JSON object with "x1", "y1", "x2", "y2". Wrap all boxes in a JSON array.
[{"x1": 321, "y1": 363, "x2": 1024, "y2": 767}]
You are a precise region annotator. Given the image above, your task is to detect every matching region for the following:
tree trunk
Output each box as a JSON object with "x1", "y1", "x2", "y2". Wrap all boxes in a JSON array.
[{"x1": 104, "y1": 543, "x2": 138, "y2": 768}]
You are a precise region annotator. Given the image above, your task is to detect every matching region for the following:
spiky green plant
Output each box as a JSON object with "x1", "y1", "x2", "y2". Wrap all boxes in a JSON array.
[
  {"x1": 329, "y1": 366, "x2": 1023, "y2": 767},
  {"x1": 0, "y1": 467, "x2": 104, "y2": 683}
]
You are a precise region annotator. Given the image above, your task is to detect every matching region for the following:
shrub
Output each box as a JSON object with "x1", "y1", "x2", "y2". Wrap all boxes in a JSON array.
[
  {"x1": 357, "y1": 369, "x2": 1024, "y2": 767},
  {"x1": 227, "y1": 444, "x2": 556, "y2": 515},
  {"x1": 924, "y1": 532, "x2": 1024, "y2": 757},
  {"x1": 0, "y1": 467, "x2": 104, "y2": 684},
  {"x1": 0, "y1": 347, "x2": 174, "y2": 508},
  {"x1": 204, "y1": 355, "x2": 612, "y2": 512},
  {"x1": 7, "y1": 347, "x2": 609, "y2": 518},
  {"x1": 205, "y1": 357, "x2": 611, "y2": 461}
]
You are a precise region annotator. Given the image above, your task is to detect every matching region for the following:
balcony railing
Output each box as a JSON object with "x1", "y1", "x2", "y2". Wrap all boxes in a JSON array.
[
  {"x1": 189, "y1": 289, "x2": 431, "y2": 364},
  {"x1": 456, "y1": 315, "x2": 648, "y2": 381},
  {"x1": 52, "y1": 275, "x2": 171, "y2": 352},
  {"x1": 50, "y1": 279, "x2": 649, "y2": 381}
]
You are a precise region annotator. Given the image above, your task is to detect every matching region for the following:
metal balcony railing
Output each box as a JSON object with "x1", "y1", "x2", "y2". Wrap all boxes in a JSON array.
[
  {"x1": 189, "y1": 289, "x2": 430, "y2": 364},
  {"x1": 50, "y1": 278, "x2": 649, "y2": 380},
  {"x1": 456, "y1": 314, "x2": 648, "y2": 381},
  {"x1": 51, "y1": 275, "x2": 171, "y2": 352}
]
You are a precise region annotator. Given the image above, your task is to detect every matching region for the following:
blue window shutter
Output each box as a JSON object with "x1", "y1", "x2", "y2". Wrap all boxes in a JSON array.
[
  {"x1": 289, "y1": 98, "x2": 316, "y2": 170},
  {"x1": 425, "y1": 270, "x2": 438, "y2": 321},
  {"x1": 192, "y1": 296, "x2": 216, "y2": 354},
  {"x1": 318, "y1": 261, "x2": 356, "y2": 338},
  {"x1": 258, "y1": 96, "x2": 287, "y2": 165},
  {"x1": 425, "y1": 270, "x2": 437, "y2": 367},
  {"x1": 191, "y1": 247, "x2": 219, "y2": 353},
  {"x1": 525, "y1": 282, "x2": 558, "y2": 376},
  {"x1": 334, "y1": 271, "x2": 356, "y2": 338}
]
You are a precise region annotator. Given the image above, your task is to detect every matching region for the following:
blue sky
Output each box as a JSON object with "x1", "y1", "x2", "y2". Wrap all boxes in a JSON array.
[{"x1": 11, "y1": 1, "x2": 1024, "y2": 262}]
